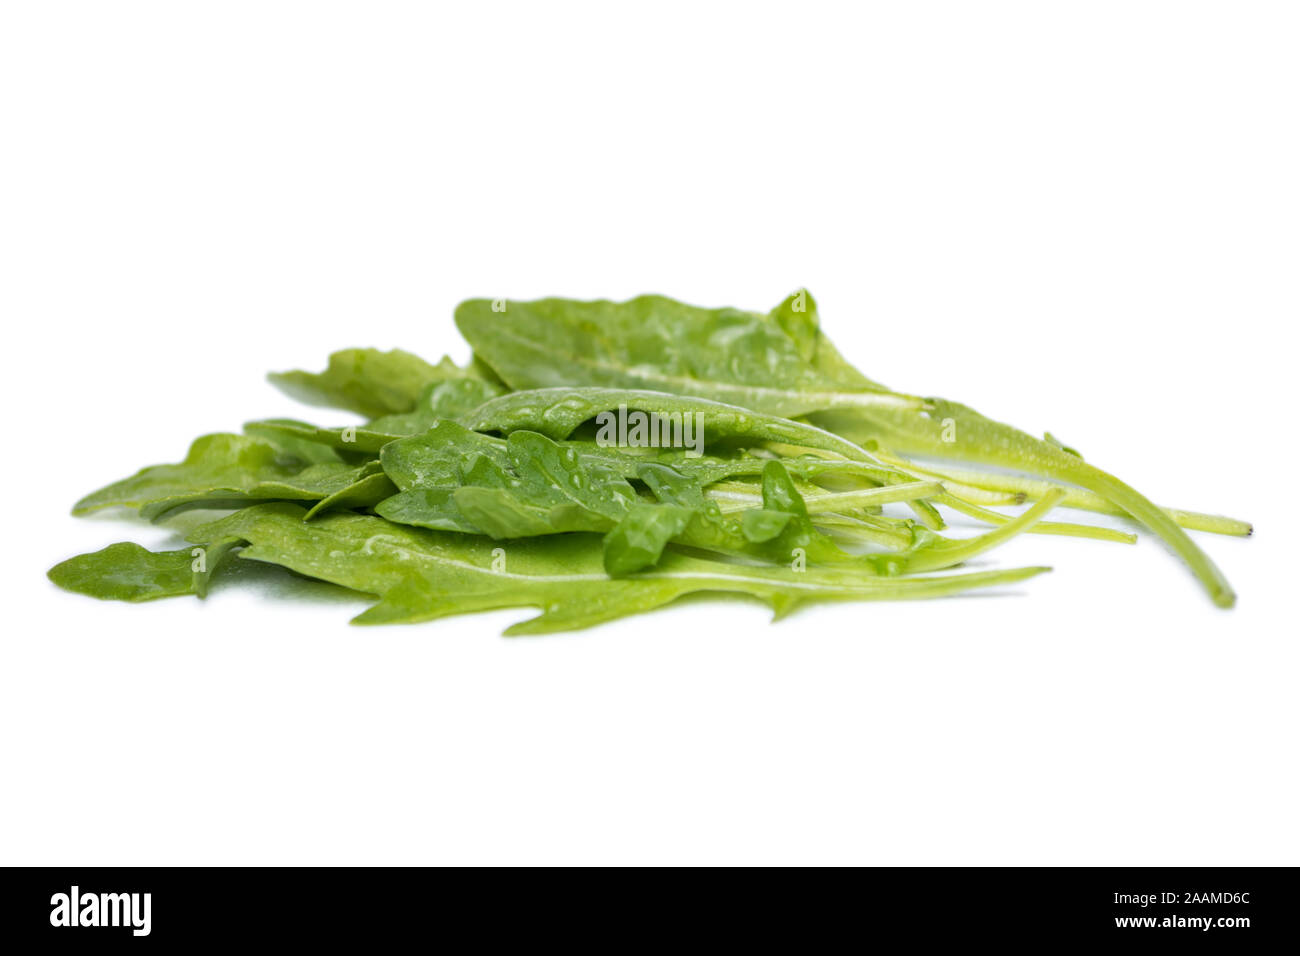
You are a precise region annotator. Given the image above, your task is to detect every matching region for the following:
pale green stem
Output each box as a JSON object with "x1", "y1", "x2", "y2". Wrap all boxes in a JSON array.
[
  {"x1": 876, "y1": 452, "x2": 1252, "y2": 537},
  {"x1": 935, "y1": 491, "x2": 1137, "y2": 544}
]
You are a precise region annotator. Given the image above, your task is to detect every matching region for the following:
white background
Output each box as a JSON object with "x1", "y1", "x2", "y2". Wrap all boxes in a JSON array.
[{"x1": 1, "y1": 2, "x2": 1295, "y2": 865}]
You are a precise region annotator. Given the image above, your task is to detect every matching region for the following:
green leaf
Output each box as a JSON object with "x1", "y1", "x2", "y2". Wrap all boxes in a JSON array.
[
  {"x1": 268, "y1": 348, "x2": 450, "y2": 418},
  {"x1": 759, "y1": 459, "x2": 808, "y2": 516},
  {"x1": 52, "y1": 290, "x2": 1248, "y2": 627},
  {"x1": 72, "y1": 434, "x2": 366, "y2": 521},
  {"x1": 48, "y1": 538, "x2": 239, "y2": 602},
  {"x1": 377, "y1": 427, "x2": 640, "y2": 539},
  {"x1": 379, "y1": 420, "x2": 511, "y2": 489},
  {"x1": 370, "y1": 377, "x2": 503, "y2": 431},
  {"x1": 813, "y1": 398, "x2": 1238, "y2": 604},
  {"x1": 248, "y1": 369, "x2": 506, "y2": 457},
  {"x1": 602, "y1": 503, "x2": 693, "y2": 575},
  {"x1": 303, "y1": 463, "x2": 397, "y2": 519},
  {"x1": 375, "y1": 421, "x2": 1045, "y2": 578},
  {"x1": 462, "y1": 294, "x2": 1240, "y2": 607},
  {"x1": 455, "y1": 295, "x2": 909, "y2": 417},
  {"x1": 460, "y1": 386, "x2": 913, "y2": 473},
  {"x1": 462, "y1": 385, "x2": 947, "y2": 530},
  {"x1": 183, "y1": 503, "x2": 1052, "y2": 634},
  {"x1": 740, "y1": 509, "x2": 793, "y2": 543},
  {"x1": 244, "y1": 418, "x2": 396, "y2": 456}
]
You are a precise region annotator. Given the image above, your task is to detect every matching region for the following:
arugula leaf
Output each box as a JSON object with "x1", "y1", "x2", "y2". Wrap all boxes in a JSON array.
[
  {"x1": 374, "y1": 420, "x2": 1064, "y2": 579},
  {"x1": 461, "y1": 294, "x2": 1243, "y2": 607},
  {"x1": 811, "y1": 399, "x2": 1238, "y2": 604},
  {"x1": 455, "y1": 294, "x2": 914, "y2": 417},
  {"x1": 380, "y1": 420, "x2": 513, "y2": 489},
  {"x1": 49, "y1": 289, "x2": 1249, "y2": 628},
  {"x1": 378, "y1": 426, "x2": 660, "y2": 544},
  {"x1": 244, "y1": 418, "x2": 396, "y2": 456},
  {"x1": 72, "y1": 433, "x2": 366, "y2": 521},
  {"x1": 48, "y1": 537, "x2": 240, "y2": 601},
  {"x1": 180, "y1": 503, "x2": 1050, "y2": 634},
  {"x1": 460, "y1": 386, "x2": 909, "y2": 466},
  {"x1": 247, "y1": 372, "x2": 506, "y2": 456},
  {"x1": 268, "y1": 348, "x2": 451, "y2": 418},
  {"x1": 462, "y1": 385, "x2": 949, "y2": 530},
  {"x1": 379, "y1": 422, "x2": 849, "y2": 569},
  {"x1": 303, "y1": 461, "x2": 397, "y2": 519},
  {"x1": 265, "y1": 348, "x2": 504, "y2": 420}
]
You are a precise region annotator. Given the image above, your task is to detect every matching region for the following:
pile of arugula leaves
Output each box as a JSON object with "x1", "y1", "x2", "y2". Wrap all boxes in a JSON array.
[{"x1": 49, "y1": 292, "x2": 1248, "y2": 633}]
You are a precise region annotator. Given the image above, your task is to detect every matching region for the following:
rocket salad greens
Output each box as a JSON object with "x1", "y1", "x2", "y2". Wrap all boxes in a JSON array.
[{"x1": 48, "y1": 291, "x2": 1248, "y2": 632}]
